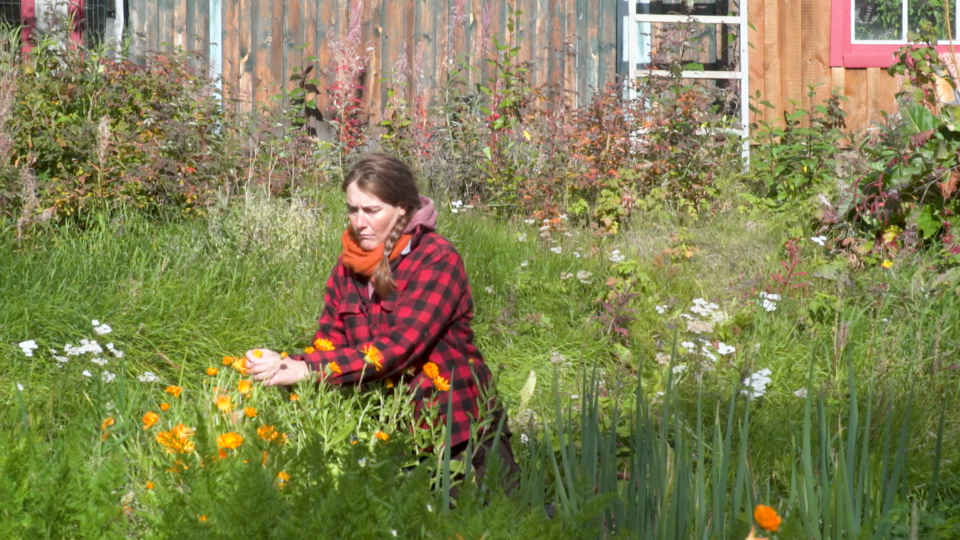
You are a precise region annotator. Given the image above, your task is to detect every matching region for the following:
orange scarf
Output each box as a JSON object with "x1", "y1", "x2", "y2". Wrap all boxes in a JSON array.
[{"x1": 340, "y1": 229, "x2": 413, "y2": 277}]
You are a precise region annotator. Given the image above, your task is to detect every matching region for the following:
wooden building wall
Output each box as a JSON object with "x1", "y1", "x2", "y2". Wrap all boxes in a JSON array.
[
  {"x1": 746, "y1": 0, "x2": 900, "y2": 132},
  {"x1": 126, "y1": 0, "x2": 621, "y2": 124}
]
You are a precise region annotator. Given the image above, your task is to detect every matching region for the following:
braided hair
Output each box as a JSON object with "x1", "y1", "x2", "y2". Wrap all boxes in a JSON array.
[{"x1": 342, "y1": 153, "x2": 422, "y2": 299}]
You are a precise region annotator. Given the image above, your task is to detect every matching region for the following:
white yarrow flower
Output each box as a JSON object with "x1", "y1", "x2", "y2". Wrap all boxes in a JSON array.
[
  {"x1": 559, "y1": 272, "x2": 573, "y2": 280},
  {"x1": 550, "y1": 246, "x2": 562, "y2": 254},
  {"x1": 94, "y1": 323, "x2": 112, "y2": 335},
  {"x1": 655, "y1": 305, "x2": 669, "y2": 314},
  {"x1": 17, "y1": 383, "x2": 24, "y2": 392},
  {"x1": 810, "y1": 235, "x2": 827, "y2": 246},
  {"x1": 18, "y1": 340, "x2": 39, "y2": 356},
  {"x1": 82, "y1": 370, "x2": 93, "y2": 377},
  {"x1": 609, "y1": 249, "x2": 625, "y2": 263},
  {"x1": 717, "y1": 342, "x2": 736, "y2": 355},
  {"x1": 672, "y1": 364, "x2": 688, "y2": 374},
  {"x1": 573, "y1": 251, "x2": 581, "y2": 258},
  {"x1": 680, "y1": 341, "x2": 695, "y2": 351},
  {"x1": 524, "y1": 219, "x2": 535, "y2": 224},
  {"x1": 54, "y1": 356, "x2": 69, "y2": 364},
  {"x1": 101, "y1": 371, "x2": 117, "y2": 383},
  {"x1": 484, "y1": 286, "x2": 495, "y2": 294},
  {"x1": 138, "y1": 371, "x2": 160, "y2": 383},
  {"x1": 92, "y1": 319, "x2": 100, "y2": 326},
  {"x1": 516, "y1": 233, "x2": 527, "y2": 242},
  {"x1": 576, "y1": 270, "x2": 592, "y2": 283},
  {"x1": 742, "y1": 368, "x2": 773, "y2": 398},
  {"x1": 794, "y1": 388, "x2": 808, "y2": 399},
  {"x1": 520, "y1": 433, "x2": 530, "y2": 444},
  {"x1": 91, "y1": 357, "x2": 109, "y2": 366},
  {"x1": 520, "y1": 261, "x2": 529, "y2": 267}
]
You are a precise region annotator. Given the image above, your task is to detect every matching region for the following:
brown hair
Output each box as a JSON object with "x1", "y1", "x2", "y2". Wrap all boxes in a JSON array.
[{"x1": 342, "y1": 153, "x2": 422, "y2": 298}]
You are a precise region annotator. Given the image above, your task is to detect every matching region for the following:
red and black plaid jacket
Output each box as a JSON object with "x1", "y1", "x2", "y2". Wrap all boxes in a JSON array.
[{"x1": 295, "y1": 231, "x2": 493, "y2": 448}]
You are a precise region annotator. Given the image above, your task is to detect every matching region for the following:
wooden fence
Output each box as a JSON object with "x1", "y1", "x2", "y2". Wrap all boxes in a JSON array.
[
  {"x1": 746, "y1": 0, "x2": 899, "y2": 132},
  {"x1": 126, "y1": 0, "x2": 622, "y2": 124}
]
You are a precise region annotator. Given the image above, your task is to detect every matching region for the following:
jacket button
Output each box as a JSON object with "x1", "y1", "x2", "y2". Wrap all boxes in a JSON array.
[{"x1": 371, "y1": 325, "x2": 378, "y2": 331}]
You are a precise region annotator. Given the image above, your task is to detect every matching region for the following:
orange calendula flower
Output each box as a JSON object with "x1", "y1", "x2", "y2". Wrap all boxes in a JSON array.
[
  {"x1": 375, "y1": 431, "x2": 390, "y2": 441},
  {"x1": 237, "y1": 379, "x2": 252, "y2": 396},
  {"x1": 206, "y1": 367, "x2": 219, "y2": 376},
  {"x1": 328, "y1": 361, "x2": 342, "y2": 374},
  {"x1": 422, "y1": 362, "x2": 439, "y2": 380},
  {"x1": 164, "y1": 385, "x2": 183, "y2": 398},
  {"x1": 277, "y1": 471, "x2": 290, "y2": 488},
  {"x1": 100, "y1": 417, "x2": 115, "y2": 441},
  {"x1": 754, "y1": 504, "x2": 782, "y2": 532},
  {"x1": 289, "y1": 393, "x2": 299, "y2": 401},
  {"x1": 244, "y1": 407, "x2": 257, "y2": 418},
  {"x1": 216, "y1": 432, "x2": 244, "y2": 450},
  {"x1": 222, "y1": 356, "x2": 234, "y2": 365},
  {"x1": 362, "y1": 344, "x2": 384, "y2": 370},
  {"x1": 156, "y1": 423, "x2": 196, "y2": 454},
  {"x1": 232, "y1": 357, "x2": 249, "y2": 375},
  {"x1": 433, "y1": 376, "x2": 450, "y2": 392},
  {"x1": 215, "y1": 394, "x2": 232, "y2": 413},
  {"x1": 218, "y1": 448, "x2": 228, "y2": 459},
  {"x1": 314, "y1": 338, "x2": 336, "y2": 351},
  {"x1": 304, "y1": 346, "x2": 316, "y2": 354},
  {"x1": 160, "y1": 402, "x2": 170, "y2": 411},
  {"x1": 142, "y1": 411, "x2": 159, "y2": 430},
  {"x1": 199, "y1": 515, "x2": 207, "y2": 523},
  {"x1": 280, "y1": 351, "x2": 289, "y2": 358},
  {"x1": 252, "y1": 349, "x2": 264, "y2": 358},
  {"x1": 145, "y1": 481, "x2": 155, "y2": 490},
  {"x1": 258, "y1": 425, "x2": 279, "y2": 442}
]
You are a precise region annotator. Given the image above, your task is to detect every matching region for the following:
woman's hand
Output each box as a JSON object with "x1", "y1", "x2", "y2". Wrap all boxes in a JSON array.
[{"x1": 245, "y1": 349, "x2": 311, "y2": 387}]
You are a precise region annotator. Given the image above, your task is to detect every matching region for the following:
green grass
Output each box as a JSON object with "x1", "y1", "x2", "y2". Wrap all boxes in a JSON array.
[{"x1": 2, "y1": 190, "x2": 960, "y2": 538}]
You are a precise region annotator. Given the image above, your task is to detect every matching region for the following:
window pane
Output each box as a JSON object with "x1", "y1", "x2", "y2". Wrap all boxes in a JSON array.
[
  {"x1": 908, "y1": 0, "x2": 954, "y2": 40},
  {"x1": 855, "y1": 0, "x2": 904, "y2": 40}
]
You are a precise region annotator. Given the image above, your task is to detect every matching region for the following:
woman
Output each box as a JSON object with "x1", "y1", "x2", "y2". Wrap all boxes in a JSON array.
[{"x1": 245, "y1": 153, "x2": 518, "y2": 491}]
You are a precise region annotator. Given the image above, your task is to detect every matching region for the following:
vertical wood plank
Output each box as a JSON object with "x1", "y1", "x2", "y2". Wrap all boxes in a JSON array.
[
  {"x1": 518, "y1": 0, "x2": 536, "y2": 83},
  {"x1": 748, "y1": 0, "x2": 765, "y2": 123},
  {"x1": 222, "y1": 0, "x2": 239, "y2": 104},
  {"x1": 565, "y1": 0, "x2": 578, "y2": 102},
  {"x1": 128, "y1": 0, "x2": 150, "y2": 57},
  {"x1": 597, "y1": 0, "x2": 617, "y2": 90},
  {"x1": 185, "y1": 0, "x2": 196, "y2": 55},
  {"x1": 404, "y1": 0, "x2": 415, "y2": 101},
  {"x1": 867, "y1": 67, "x2": 897, "y2": 126},
  {"x1": 173, "y1": 0, "x2": 187, "y2": 49},
  {"x1": 778, "y1": 0, "x2": 801, "y2": 118},
  {"x1": 382, "y1": 0, "x2": 404, "y2": 113},
  {"x1": 364, "y1": 0, "x2": 382, "y2": 123},
  {"x1": 762, "y1": 0, "x2": 780, "y2": 124},
  {"x1": 237, "y1": 0, "x2": 252, "y2": 112},
  {"x1": 159, "y1": 0, "x2": 173, "y2": 52},
  {"x1": 799, "y1": 0, "x2": 816, "y2": 116},
  {"x1": 547, "y1": 0, "x2": 561, "y2": 99},
  {"x1": 843, "y1": 68, "x2": 866, "y2": 131},
  {"x1": 284, "y1": 0, "x2": 302, "y2": 99},
  {"x1": 813, "y1": 0, "x2": 832, "y2": 105}
]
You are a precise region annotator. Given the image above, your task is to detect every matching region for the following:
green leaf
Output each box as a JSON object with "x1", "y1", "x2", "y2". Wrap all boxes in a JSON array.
[
  {"x1": 915, "y1": 204, "x2": 941, "y2": 239},
  {"x1": 902, "y1": 103, "x2": 938, "y2": 134}
]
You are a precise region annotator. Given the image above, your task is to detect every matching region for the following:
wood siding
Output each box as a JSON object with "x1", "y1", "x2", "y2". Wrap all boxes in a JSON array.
[
  {"x1": 748, "y1": 0, "x2": 899, "y2": 131},
  {"x1": 126, "y1": 0, "x2": 620, "y2": 123}
]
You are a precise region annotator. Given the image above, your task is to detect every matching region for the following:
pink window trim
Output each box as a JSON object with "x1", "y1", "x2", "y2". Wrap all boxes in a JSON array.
[
  {"x1": 20, "y1": 0, "x2": 85, "y2": 53},
  {"x1": 832, "y1": 0, "x2": 960, "y2": 68}
]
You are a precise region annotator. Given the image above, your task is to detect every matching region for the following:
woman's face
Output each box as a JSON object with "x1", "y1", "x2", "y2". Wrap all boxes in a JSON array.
[{"x1": 346, "y1": 182, "x2": 406, "y2": 251}]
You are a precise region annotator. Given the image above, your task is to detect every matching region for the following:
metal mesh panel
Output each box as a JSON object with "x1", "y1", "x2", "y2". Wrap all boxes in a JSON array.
[
  {"x1": 83, "y1": 0, "x2": 111, "y2": 48},
  {"x1": 0, "y1": 0, "x2": 22, "y2": 28}
]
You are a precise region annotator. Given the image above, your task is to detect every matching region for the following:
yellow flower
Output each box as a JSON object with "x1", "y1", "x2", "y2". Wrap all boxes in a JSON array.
[
  {"x1": 222, "y1": 356, "x2": 234, "y2": 365},
  {"x1": 754, "y1": 504, "x2": 782, "y2": 532},
  {"x1": 244, "y1": 407, "x2": 257, "y2": 418},
  {"x1": 142, "y1": 411, "x2": 159, "y2": 430},
  {"x1": 199, "y1": 515, "x2": 207, "y2": 523},
  {"x1": 375, "y1": 431, "x2": 390, "y2": 441},
  {"x1": 237, "y1": 379, "x2": 252, "y2": 396},
  {"x1": 314, "y1": 338, "x2": 336, "y2": 351},
  {"x1": 145, "y1": 481, "x2": 155, "y2": 490},
  {"x1": 289, "y1": 393, "x2": 299, "y2": 402},
  {"x1": 433, "y1": 376, "x2": 450, "y2": 392},
  {"x1": 385, "y1": 379, "x2": 394, "y2": 388},
  {"x1": 362, "y1": 344, "x2": 384, "y2": 370},
  {"x1": 156, "y1": 423, "x2": 196, "y2": 454},
  {"x1": 881, "y1": 259, "x2": 893, "y2": 269},
  {"x1": 304, "y1": 346, "x2": 316, "y2": 354},
  {"x1": 423, "y1": 362, "x2": 439, "y2": 379},
  {"x1": 258, "y1": 425, "x2": 279, "y2": 442},
  {"x1": 164, "y1": 385, "x2": 183, "y2": 398},
  {"x1": 206, "y1": 367, "x2": 219, "y2": 376},
  {"x1": 327, "y1": 361, "x2": 342, "y2": 374},
  {"x1": 160, "y1": 402, "x2": 171, "y2": 411},
  {"x1": 252, "y1": 349, "x2": 263, "y2": 358},
  {"x1": 276, "y1": 470, "x2": 290, "y2": 488},
  {"x1": 280, "y1": 351, "x2": 289, "y2": 358},
  {"x1": 215, "y1": 394, "x2": 232, "y2": 413},
  {"x1": 216, "y1": 432, "x2": 244, "y2": 450},
  {"x1": 232, "y1": 357, "x2": 248, "y2": 375},
  {"x1": 100, "y1": 417, "x2": 115, "y2": 441}
]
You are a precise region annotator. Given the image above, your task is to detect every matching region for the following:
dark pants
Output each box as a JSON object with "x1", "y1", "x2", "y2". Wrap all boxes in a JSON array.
[{"x1": 449, "y1": 425, "x2": 522, "y2": 498}]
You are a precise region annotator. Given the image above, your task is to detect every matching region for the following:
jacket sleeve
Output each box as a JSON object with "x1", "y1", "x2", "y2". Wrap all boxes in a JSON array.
[{"x1": 299, "y1": 247, "x2": 467, "y2": 384}]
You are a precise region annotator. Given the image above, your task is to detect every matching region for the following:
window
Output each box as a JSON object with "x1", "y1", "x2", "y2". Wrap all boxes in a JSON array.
[{"x1": 832, "y1": 0, "x2": 960, "y2": 68}]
